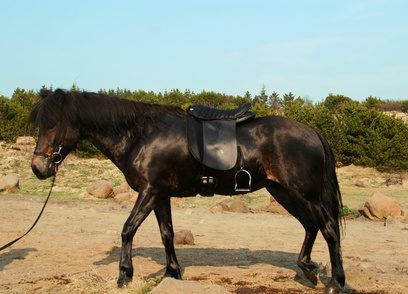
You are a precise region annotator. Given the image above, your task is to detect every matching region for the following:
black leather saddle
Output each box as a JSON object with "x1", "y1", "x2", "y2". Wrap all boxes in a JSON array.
[
  {"x1": 188, "y1": 102, "x2": 255, "y2": 123},
  {"x1": 187, "y1": 103, "x2": 256, "y2": 171}
]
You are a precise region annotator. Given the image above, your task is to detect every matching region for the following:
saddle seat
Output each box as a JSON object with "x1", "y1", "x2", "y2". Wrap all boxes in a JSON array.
[{"x1": 187, "y1": 102, "x2": 255, "y2": 123}]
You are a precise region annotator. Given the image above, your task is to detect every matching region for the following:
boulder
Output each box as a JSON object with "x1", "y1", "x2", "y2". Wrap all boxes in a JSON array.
[
  {"x1": 174, "y1": 230, "x2": 195, "y2": 245},
  {"x1": 113, "y1": 182, "x2": 130, "y2": 195},
  {"x1": 151, "y1": 278, "x2": 229, "y2": 294},
  {"x1": 210, "y1": 203, "x2": 227, "y2": 214},
  {"x1": 265, "y1": 197, "x2": 288, "y2": 215},
  {"x1": 86, "y1": 180, "x2": 113, "y2": 198},
  {"x1": 113, "y1": 192, "x2": 135, "y2": 204},
  {"x1": 0, "y1": 173, "x2": 19, "y2": 191},
  {"x1": 362, "y1": 192, "x2": 403, "y2": 220},
  {"x1": 210, "y1": 199, "x2": 249, "y2": 214}
]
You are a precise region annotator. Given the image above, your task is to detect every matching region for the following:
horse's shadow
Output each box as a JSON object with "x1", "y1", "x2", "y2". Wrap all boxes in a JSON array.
[
  {"x1": 96, "y1": 246, "x2": 299, "y2": 269},
  {"x1": 95, "y1": 246, "x2": 328, "y2": 288},
  {"x1": 0, "y1": 248, "x2": 37, "y2": 271}
]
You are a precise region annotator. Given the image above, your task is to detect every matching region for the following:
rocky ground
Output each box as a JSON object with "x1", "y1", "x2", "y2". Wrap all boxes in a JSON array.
[{"x1": 0, "y1": 140, "x2": 407, "y2": 293}]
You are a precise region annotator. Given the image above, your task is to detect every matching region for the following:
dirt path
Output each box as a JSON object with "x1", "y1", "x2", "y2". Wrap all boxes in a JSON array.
[{"x1": 0, "y1": 195, "x2": 407, "y2": 293}]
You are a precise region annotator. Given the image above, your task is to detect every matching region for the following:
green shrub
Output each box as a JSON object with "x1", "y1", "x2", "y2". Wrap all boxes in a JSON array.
[
  {"x1": 340, "y1": 205, "x2": 357, "y2": 218},
  {"x1": 402, "y1": 100, "x2": 408, "y2": 113},
  {"x1": 1, "y1": 87, "x2": 407, "y2": 170}
]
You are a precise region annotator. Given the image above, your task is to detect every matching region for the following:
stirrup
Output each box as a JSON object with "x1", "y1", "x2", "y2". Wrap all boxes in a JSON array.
[{"x1": 234, "y1": 169, "x2": 251, "y2": 192}]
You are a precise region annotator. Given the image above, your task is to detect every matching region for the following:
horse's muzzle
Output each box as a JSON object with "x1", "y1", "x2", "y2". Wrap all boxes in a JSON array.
[{"x1": 31, "y1": 156, "x2": 55, "y2": 180}]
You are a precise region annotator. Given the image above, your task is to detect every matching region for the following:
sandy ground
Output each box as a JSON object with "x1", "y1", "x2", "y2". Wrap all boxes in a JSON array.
[{"x1": 0, "y1": 195, "x2": 407, "y2": 294}]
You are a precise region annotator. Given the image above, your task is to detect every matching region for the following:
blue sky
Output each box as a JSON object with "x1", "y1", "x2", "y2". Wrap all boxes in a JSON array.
[{"x1": 1, "y1": 0, "x2": 407, "y2": 101}]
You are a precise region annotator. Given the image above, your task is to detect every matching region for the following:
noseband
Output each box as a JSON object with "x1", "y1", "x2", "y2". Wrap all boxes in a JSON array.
[{"x1": 34, "y1": 145, "x2": 63, "y2": 166}]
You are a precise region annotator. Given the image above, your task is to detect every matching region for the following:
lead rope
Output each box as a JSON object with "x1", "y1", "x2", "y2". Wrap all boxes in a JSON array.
[{"x1": 0, "y1": 172, "x2": 57, "y2": 252}]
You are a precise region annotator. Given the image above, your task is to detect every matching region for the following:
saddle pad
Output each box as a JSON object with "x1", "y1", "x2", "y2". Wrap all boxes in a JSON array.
[{"x1": 187, "y1": 117, "x2": 237, "y2": 170}]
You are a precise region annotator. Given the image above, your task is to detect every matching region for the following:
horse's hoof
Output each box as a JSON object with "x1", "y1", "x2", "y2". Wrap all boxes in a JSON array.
[
  {"x1": 324, "y1": 279, "x2": 343, "y2": 294},
  {"x1": 117, "y1": 274, "x2": 132, "y2": 288},
  {"x1": 164, "y1": 268, "x2": 182, "y2": 280},
  {"x1": 298, "y1": 260, "x2": 318, "y2": 285},
  {"x1": 305, "y1": 268, "x2": 318, "y2": 285}
]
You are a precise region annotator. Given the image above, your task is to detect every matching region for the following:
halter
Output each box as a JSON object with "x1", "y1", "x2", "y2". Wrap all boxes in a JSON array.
[
  {"x1": 34, "y1": 145, "x2": 63, "y2": 166},
  {"x1": 33, "y1": 121, "x2": 68, "y2": 168}
]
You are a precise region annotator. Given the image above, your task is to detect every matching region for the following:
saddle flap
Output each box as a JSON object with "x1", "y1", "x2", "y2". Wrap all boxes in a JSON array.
[
  {"x1": 187, "y1": 117, "x2": 237, "y2": 171},
  {"x1": 202, "y1": 120, "x2": 237, "y2": 170}
]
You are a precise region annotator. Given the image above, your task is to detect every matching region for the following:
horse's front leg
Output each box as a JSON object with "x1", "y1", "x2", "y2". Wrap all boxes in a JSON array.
[
  {"x1": 117, "y1": 188, "x2": 158, "y2": 287},
  {"x1": 154, "y1": 197, "x2": 182, "y2": 279}
]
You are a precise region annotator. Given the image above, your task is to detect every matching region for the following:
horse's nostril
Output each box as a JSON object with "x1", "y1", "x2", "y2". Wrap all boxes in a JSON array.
[
  {"x1": 31, "y1": 156, "x2": 51, "y2": 180},
  {"x1": 32, "y1": 162, "x2": 44, "y2": 179}
]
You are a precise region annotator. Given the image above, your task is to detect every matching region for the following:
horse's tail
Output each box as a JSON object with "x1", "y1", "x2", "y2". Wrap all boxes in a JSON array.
[{"x1": 317, "y1": 131, "x2": 344, "y2": 237}]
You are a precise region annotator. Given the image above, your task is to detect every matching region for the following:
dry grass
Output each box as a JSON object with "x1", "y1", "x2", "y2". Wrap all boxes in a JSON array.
[
  {"x1": 337, "y1": 164, "x2": 408, "y2": 209},
  {"x1": 61, "y1": 270, "x2": 160, "y2": 294}
]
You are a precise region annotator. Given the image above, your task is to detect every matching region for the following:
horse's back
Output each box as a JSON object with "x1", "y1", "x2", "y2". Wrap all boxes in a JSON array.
[{"x1": 238, "y1": 115, "x2": 325, "y2": 194}]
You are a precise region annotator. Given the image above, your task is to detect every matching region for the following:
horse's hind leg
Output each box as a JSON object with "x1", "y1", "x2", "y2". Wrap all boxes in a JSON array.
[
  {"x1": 266, "y1": 183, "x2": 320, "y2": 285},
  {"x1": 318, "y1": 209, "x2": 345, "y2": 294},
  {"x1": 117, "y1": 188, "x2": 158, "y2": 287},
  {"x1": 154, "y1": 197, "x2": 182, "y2": 279},
  {"x1": 297, "y1": 225, "x2": 319, "y2": 285}
]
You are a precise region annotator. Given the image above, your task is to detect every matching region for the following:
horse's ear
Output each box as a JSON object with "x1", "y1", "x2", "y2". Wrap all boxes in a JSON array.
[{"x1": 38, "y1": 88, "x2": 53, "y2": 99}]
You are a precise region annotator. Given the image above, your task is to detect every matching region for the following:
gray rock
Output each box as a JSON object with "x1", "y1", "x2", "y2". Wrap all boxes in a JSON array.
[{"x1": 0, "y1": 173, "x2": 19, "y2": 191}]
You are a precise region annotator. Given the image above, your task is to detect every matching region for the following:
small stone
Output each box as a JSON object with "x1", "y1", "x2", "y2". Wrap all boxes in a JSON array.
[
  {"x1": 0, "y1": 173, "x2": 19, "y2": 191},
  {"x1": 355, "y1": 180, "x2": 365, "y2": 187},
  {"x1": 113, "y1": 182, "x2": 130, "y2": 195},
  {"x1": 264, "y1": 197, "x2": 289, "y2": 215},
  {"x1": 113, "y1": 192, "x2": 134, "y2": 204},
  {"x1": 210, "y1": 204, "x2": 226, "y2": 214},
  {"x1": 174, "y1": 230, "x2": 195, "y2": 245}
]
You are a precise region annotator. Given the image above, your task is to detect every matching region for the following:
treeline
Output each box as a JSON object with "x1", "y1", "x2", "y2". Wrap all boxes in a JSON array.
[{"x1": 1, "y1": 86, "x2": 407, "y2": 170}]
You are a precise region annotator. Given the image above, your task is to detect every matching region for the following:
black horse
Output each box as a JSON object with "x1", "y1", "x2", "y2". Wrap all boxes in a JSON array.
[{"x1": 30, "y1": 89, "x2": 345, "y2": 293}]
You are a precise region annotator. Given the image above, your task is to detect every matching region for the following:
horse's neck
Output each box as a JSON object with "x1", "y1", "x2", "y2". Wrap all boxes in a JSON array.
[{"x1": 81, "y1": 128, "x2": 138, "y2": 169}]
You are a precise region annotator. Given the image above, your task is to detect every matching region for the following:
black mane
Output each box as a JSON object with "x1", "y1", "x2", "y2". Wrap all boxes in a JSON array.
[{"x1": 30, "y1": 89, "x2": 186, "y2": 134}]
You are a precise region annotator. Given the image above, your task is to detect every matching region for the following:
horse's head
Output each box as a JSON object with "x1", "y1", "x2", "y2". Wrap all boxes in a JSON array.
[{"x1": 30, "y1": 89, "x2": 80, "y2": 179}]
